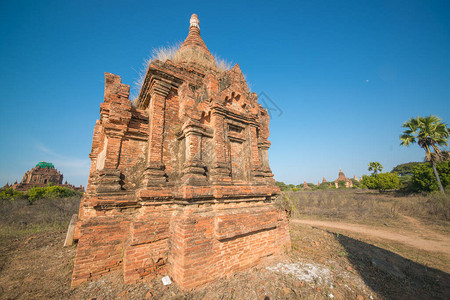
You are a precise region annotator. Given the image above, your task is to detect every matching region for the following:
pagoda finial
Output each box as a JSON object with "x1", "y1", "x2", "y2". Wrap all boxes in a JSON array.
[
  {"x1": 190, "y1": 13, "x2": 200, "y2": 29},
  {"x1": 173, "y1": 13, "x2": 216, "y2": 71}
]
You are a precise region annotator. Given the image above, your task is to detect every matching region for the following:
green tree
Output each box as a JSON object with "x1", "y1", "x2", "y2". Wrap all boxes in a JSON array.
[
  {"x1": 392, "y1": 162, "x2": 423, "y2": 191},
  {"x1": 361, "y1": 172, "x2": 400, "y2": 192},
  {"x1": 368, "y1": 162, "x2": 383, "y2": 175},
  {"x1": 275, "y1": 181, "x2": 287, "y2": 191},
  {"x1": 400, "y1": 115, "x2": 449, "y2": 195},
  {"x1": 361, "y1": 175, "x2": 378, "y2": 190},
  {"x1": 412, "y1": 161, "x2": 450, "y2": 192},
  {"x1": 376, "y1": 172, "x2": 400, "y2": 191},
  {"x1": 391, "y1": 162, "x2": 423, "y2": 176}
]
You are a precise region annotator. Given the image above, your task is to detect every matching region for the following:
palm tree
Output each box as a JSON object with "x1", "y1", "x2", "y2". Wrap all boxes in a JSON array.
[
  {"x1": 368, "y1": 162, "x2": 383, "y2": 175},
  {"x1": 400, "y1": 115, "x2": 449, "y2": 195}
]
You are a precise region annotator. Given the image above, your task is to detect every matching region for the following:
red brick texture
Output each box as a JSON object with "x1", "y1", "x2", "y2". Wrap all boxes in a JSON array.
[{"x1": 72, "y1": 14, "x2": 290, "y2": 290}]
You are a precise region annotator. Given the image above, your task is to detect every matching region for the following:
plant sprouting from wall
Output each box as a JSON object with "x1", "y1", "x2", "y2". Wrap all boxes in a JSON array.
[{"x1": 131, "y1": 42, "x2": 181, "y2": 104}]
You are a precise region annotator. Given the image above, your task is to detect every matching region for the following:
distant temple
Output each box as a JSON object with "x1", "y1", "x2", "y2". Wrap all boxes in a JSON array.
[
  {"x1": 10, "y1": 161, "x2": 84, "y2": 192},
  {"x1": 302, "y1": 180, "x2": 311, "y2": 190},
  {"x1": 334, "y1": 169, "x2": 353, "y2": 188}
]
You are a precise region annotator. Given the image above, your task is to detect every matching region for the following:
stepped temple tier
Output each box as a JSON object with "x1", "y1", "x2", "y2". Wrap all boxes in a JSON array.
[{"x1": 72, "y1": 14, "x2": 291, "y2": 290}]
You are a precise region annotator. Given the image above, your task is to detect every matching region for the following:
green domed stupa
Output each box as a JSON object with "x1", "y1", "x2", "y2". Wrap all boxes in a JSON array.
[{"x1": 35, "y1": 161, "x2": 55, "y2": 169}]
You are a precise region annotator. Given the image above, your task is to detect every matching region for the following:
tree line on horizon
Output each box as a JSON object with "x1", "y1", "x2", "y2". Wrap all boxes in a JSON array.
[
  {"x1": 278, "y1": 115, "x2": 450, "y2": 195},
  {"x1": 0, "y1": 183, "x2": 83, "y2": 203}
]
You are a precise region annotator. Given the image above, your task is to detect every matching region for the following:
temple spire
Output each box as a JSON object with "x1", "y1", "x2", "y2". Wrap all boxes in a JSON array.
[
  {"x1": 173, "y1": 14, "x2": 216, "y2": 71},
  {"x1": 190, "y1": 13, "x2": 200, "y2": 29}
]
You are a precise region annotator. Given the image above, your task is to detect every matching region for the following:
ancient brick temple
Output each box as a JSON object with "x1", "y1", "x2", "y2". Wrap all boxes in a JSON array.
[
  {"x1": 334, "y1": 169, "x2": 353, "y2": 188},
  {"x1": 11, "y1": 162, "x2": 83, "y2": 192},
  {"x1": 72, "y1": 14, "x2": 290, "y2": 290}
]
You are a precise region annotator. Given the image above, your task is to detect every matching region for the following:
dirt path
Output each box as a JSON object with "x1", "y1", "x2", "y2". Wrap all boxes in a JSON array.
[
  {"x1": 401, "y1": 215, "x2": 449, "y2": 241},
  {"x1": 291, "y1": 218, "x2": 450, "y2": 255}
]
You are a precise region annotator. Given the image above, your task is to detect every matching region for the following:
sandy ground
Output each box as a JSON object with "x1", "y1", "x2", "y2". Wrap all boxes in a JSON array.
[{"x1": 291, "y1": 217, "x2": 450, "y2": 256}]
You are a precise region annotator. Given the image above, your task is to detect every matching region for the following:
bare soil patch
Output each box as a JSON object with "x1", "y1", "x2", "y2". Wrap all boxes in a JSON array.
[{"x1": 292, "y1": 218, "x2": 450, "y2": 255}]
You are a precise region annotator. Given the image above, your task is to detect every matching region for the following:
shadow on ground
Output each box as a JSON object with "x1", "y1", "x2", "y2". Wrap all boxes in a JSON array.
[{"x1": 335, "y1": 233, "x2": 450, "y2": 299}]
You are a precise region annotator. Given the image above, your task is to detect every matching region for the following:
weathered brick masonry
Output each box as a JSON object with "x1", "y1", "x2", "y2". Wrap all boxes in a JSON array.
[
  {"x1": 72, "y1": 14, "x2": 290, "y2": 290},
  {"x1": 10, "y1": 162, "x2": 84, "y2": 192}
]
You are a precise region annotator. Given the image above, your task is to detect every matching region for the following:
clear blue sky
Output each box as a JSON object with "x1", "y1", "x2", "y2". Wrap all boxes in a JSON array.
[{"x1": 1, "y1": 0, "x2": 449, "y2": 187}]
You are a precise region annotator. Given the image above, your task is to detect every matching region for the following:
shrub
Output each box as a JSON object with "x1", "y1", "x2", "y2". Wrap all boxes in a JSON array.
[
  {"x1": 361, "y1": 172, "x2": 400, "y2": 192},
  {"x1": 26, "y1": 185, "x2": 81, "y2": 203},
  {"x1": 27, "y1": 187, "x2": 46, "y2": 202},
  {"x1": 44, "y1": 185, "x2": 77, "y2": 198},
  {"x1": 0, "y1": 188, "x2": 24, "y2": 200},
  {"x1": 398, "y1": 174, "x2": 413, "y2": 190},
  {"x1": 376, "y1": 172, "x2": 400, "y2": 191},
  {"x1": 361, "y1": 175, "x2": 377, "y2": 190},
  {"x1": 318, "y1": 182, "x2": 331, "y2": 190},
  {"x1": 337, "y1": 180, "x2": 347, "y2": 189},
  {"x1": 351, "y1": 178, "x2": 361, "y2": 187},
  {"x1": 274, "y1": 192, "x2": 297, "y2": 218},
  {"x1": 412, "y1": 162, "x2": 450, "y2": 192},
  {"x1": 276, "y1": 181, "x2": 288, "y2": 191}
]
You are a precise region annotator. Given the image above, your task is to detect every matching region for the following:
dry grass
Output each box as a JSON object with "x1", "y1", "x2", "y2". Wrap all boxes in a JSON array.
[
  {"x1": 0, "y1": 196, "x2": 80, "y2": 241},
  {"x1": 151, "y1": 43, "x2": 181, "y2": 62},
  {"x1": 131, "y1": 44, "x2": 234, "y2": 104},
  {"x1": 276, "y1": 190, "x2": 450, "y2": 226},
  {"x1": 131, "y1": 43, "x2": 181, "y2": 103},
  {"x1": 214, "y1": 54, "x2": 233, "y2": 72}
]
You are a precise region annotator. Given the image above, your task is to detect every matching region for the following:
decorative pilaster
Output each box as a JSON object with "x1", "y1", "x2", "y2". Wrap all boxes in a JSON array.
[
  {"x1": 180, "y1": 122, "x2": 208, "y2": 185},
  {"x1": 210, "y1": 111, "x2": 231, "y2": 184},
  {"x1": 143, "y1": 79, "x2": 173, "y2": 186},
  {"x1": 249, "y1": 125, "x2": 266, "y2": 181},
  {"x1": 258, "y1": 140, "x2": 275, "y2": 183},
  {"x1": 96, "y1": 73, "x2": 131, "y2": 193}
]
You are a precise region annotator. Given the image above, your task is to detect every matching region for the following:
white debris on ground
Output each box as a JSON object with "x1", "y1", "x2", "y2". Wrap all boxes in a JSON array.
[
  {"x1": 266, "y1": 262, "x2": 332, "y2": 285},
  {"x1": 161, "y1": 276, "x2": 172, "y2": 286}
]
